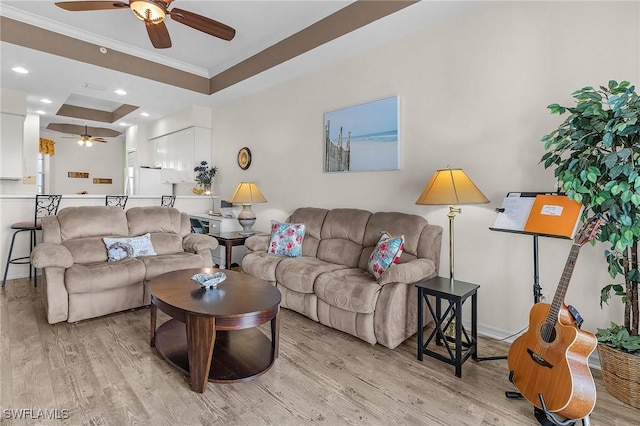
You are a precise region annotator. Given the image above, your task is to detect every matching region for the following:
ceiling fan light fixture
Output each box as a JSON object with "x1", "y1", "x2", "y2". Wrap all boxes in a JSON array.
[
  {"x1": 130, "y1": 0, "x2": 166, "y2": 24},
  {"x1": 85, "y1": 141, "x2": 93, "y2": 147}
]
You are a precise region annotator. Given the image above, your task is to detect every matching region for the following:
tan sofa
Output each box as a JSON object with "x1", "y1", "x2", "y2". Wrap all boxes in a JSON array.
[
  {"x1": 31, "y1": 206, "x2": 218, "y2": 324},
  {"x1": 242, "y1": 207, "x2": 443, "y2": 349}
]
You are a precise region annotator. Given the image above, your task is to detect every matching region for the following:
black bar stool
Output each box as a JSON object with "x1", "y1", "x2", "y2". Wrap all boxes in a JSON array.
[
  {"x1": 161, "y1": 195, "x2": 176, "y2": 207},
  {"x1": 2, "y1": 194, "x2": 62, "y2": 288},
  {"x1": 105, "y1": 195, "x2": 128, "y2": 209}
]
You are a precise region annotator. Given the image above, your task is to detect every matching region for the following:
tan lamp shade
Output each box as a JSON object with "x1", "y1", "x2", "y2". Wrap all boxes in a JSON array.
[
  {"x1": 416, "y1": 168, "x2": 489, "y2": 206},
  {"x1": 228, "y1": 182, "x2": 267, "y2": 204}
]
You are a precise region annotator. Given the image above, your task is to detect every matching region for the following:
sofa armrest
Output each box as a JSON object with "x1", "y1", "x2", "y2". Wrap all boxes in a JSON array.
[
  {"x1": 31, "y1": 243, "x2": 74, "y2": 269},
  {"x1": 245, "y1": 234, "x2": 270, "y2": 252},
  {"x1": 378, "y1": 258, "x2": 437, "y2": 286},
  {"x1": 183, "y1": 233, "x2": 219, "y2": 253}
]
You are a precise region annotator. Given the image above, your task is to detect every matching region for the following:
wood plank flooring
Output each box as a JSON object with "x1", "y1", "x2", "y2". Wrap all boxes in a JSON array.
[{"x1": 1, "y1": 277, "x2": 637, "y2": 425}]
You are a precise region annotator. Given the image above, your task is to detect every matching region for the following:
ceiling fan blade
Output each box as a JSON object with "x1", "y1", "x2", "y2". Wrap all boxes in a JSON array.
[
  {"x1": 55, "y1": 1, "x2": 129, "y2": 11},
  {"x1": 89, "y1": 137, "x2": 108, "y2": 143},
  {"x1": 169, "y1": 7, "x2": 235, "y2": 41},
  {"x1": 146, "y1": 21, "x2": 172, "y2": 48}
]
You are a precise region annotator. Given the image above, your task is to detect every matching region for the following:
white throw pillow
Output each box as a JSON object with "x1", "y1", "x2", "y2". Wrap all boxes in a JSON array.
[{"x1": 103, "y1": 233, "x2": 156, "y2": 262}]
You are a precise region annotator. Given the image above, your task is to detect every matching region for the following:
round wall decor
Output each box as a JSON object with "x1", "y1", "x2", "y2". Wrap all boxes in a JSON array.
[{"x1": 237, "y1": 147, "x2": 252, "y2": 170}]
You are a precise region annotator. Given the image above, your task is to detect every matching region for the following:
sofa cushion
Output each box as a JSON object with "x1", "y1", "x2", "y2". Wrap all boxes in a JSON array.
[
  {"x1": 367, "y1": 233, "x2": 405, "y2": 279},
  {"x1": 275, "y1": 256, "x2": 349, "y2": 294},
  {"x1": 241, "y1": 251, "x2": 286, "y2": 282},
  {"x1": 63, "y1": 237, "x2": 110, "y2": 264},
  {"x1": 138, "y1": 252, "x2": 206, "y2": 280},
  {"x1": 289, "y1": 207, "x2": 329, "y2": 257},
  {"x1": 315, "y1": 268, "x2": 381, "y2": 314},
  {"x1": 65, "y1": 258, "x2": 145, "y2": 294},
  {"x1": 267, "y1": 221, "x2": 305, "y2": 257},
  {"x1": 58, "y1": 206, "x2": 129, "y2": 241},
  {"x1": 317, "y1": 208, "x2": 371, "y2": 267},
  {"x1": 127, "y1": 206, "x2": 183, "y2": 236},
  {"x1": 149, "y1": 233, "x2": 185, "y2": 255},
  {"x1": 363, "y1": 212, "x2": 427, "y2": 257}
]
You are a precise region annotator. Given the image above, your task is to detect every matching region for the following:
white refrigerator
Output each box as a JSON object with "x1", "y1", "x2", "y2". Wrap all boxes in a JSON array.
[{"x1": 132, "y1": 167, "x2": 172, "y2": 196}]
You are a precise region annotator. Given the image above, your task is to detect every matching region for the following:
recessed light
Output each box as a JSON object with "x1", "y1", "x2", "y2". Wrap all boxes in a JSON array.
[
  {"x1": 40, "y1": 98, "x2": 52, "y2": 104},
  {"x1": 12, "y1": 67, "x2": 28, "y2": 74},
  {"x1": 114, "y1": 89, "x2": 127, "y2": 95},
  {"x1": 35, "y1": 110, "x2": 46, "y2": 115},
  {"x1": 140, "y1": 112, "x2": 149, "y2": 117}
]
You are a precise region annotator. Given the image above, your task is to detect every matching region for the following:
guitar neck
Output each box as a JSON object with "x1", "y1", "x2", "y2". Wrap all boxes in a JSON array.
[{"x1": 547, "y1": 243, "x2": 581, "y2": 322}]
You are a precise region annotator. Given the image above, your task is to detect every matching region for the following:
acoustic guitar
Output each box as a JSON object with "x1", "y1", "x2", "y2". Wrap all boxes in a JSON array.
[{"x1": 507, "y1": 216, "x2": 601, "y2": 420}]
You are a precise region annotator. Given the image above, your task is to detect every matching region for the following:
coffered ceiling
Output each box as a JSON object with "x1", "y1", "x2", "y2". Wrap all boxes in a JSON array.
[{"x1": 0, "y1": 1, "x2": 459, "y2": 141}]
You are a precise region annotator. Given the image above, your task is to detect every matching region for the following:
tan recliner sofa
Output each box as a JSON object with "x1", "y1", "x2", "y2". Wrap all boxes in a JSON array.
[
  {"x1": 242, "y1": 207, "x2": 443, "y2": 349},
  {"x1": 31, "y1": 206, "x2": 218, "y2": 324}
]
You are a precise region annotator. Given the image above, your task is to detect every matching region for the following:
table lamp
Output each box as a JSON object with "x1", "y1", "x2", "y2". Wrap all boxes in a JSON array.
[
  {"x1": 228, "y1": 182, "x2": 267, "y2": 235},
  {"x1": 416, "y1": 167, "x2": 489, "y2": 281}
]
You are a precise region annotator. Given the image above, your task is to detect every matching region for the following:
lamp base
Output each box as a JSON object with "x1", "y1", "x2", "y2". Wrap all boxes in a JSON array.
[{"x1": 237, "y1": 204, "x2": 256, "y2": 235}]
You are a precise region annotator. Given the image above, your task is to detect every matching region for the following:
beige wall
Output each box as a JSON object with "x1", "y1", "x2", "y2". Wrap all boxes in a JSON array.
[
  {"x1": 209, "y1": 1, "x2": 639, "y2": 338},
  {"x1": 45, "y1": 129, "x2": 125, "y2": 195}
]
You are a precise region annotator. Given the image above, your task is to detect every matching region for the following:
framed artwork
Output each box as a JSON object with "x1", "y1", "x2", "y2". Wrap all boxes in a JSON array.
[
  {"x1": 237, "y1": 147, "x2": 252, "y2": 170},
  {"x1": 324, "y1": 95, "x2": 399, "y2": 172}
]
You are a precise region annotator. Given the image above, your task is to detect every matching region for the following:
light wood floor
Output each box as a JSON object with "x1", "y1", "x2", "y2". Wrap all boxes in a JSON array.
[{"x1": 1, "y1": 277, "x2": 637, "y2": 425}]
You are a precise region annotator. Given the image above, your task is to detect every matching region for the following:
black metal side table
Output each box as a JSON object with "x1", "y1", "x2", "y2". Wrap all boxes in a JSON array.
[{"x1": 416, "y1": 276, "x2": 479, "y2": 378}]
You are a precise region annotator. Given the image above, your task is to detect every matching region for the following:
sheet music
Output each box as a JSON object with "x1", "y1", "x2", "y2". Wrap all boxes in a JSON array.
[{"x1": 493, "y1": 193, "x2": 536, "y2": 231}]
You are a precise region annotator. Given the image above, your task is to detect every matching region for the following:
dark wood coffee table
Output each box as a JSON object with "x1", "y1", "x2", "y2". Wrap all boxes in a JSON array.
[{"x1": 149, "y1": 268, "x2": 281, "y2": 393}]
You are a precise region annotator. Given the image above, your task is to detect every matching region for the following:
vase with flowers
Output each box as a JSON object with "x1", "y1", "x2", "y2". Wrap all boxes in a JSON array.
[{"x1": 192, "y1": 161, "x2": 218, "y2": 195}]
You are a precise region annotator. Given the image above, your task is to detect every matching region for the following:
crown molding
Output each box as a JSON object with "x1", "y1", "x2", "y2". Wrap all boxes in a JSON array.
[{"x1": 0, "y1": 4, "x2": 210, "y2": 77}]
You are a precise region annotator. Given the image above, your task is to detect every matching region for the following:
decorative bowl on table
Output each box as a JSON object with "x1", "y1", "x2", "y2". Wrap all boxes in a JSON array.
[{"x1": 191, "y1": 272, "x2": 226, "y2": 290}]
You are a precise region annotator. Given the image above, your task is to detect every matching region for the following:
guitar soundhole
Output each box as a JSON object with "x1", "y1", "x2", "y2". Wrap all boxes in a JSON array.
[{"x1": 540, "y1": 323, "x2": 556, "y2": 343}]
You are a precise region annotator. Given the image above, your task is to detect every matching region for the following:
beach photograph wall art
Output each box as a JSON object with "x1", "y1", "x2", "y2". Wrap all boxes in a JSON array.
[{"x1": 324, "y1": 95, "x2": 399, "y2": 172}]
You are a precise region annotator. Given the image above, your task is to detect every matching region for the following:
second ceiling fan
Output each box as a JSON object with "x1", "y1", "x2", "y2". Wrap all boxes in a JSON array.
[{"x1": 55, "y1": 0, "x2": 236, "y2": 48}]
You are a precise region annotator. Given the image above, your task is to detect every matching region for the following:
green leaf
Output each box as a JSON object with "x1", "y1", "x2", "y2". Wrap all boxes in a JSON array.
[
  {"x1": 587, "y1": 172, "x2": 597, "y2": 183},
  {"x1": 605, "y1": 152, "x2": 618, "y2": 168},
  {"x1": 603, "y1": 132, "x2": 614, "y2": 147},
  {"x1": 631, "y1": 193, "x2": 640, "y2": 206}
]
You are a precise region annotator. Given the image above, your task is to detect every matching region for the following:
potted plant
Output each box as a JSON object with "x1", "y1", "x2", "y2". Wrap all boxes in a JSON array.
[
  {"x1": 540, "y1": 80, "x2": 640, "y2": 407},
  {"x1": 192, "y1": 161, "x2": 217, "y2": 195}
]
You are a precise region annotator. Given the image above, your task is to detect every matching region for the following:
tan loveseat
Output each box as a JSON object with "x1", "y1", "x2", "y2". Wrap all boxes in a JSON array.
[
  {"x1": 242, "y1": 207, "x2": 443, "y2": 349},
  {"x1": 31, "y1": 206, "x2": 218, "y2": 324}
]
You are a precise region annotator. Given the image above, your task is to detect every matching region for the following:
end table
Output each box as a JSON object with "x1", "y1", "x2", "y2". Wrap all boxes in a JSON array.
[{"x1": 416, "y1": 276, "x2": 479, "y2": 378}]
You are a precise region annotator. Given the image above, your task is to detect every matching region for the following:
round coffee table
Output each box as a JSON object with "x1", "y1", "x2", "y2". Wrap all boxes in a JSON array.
[{"x1": 149, "y1": 268, "x2": 281, "y2": 393}]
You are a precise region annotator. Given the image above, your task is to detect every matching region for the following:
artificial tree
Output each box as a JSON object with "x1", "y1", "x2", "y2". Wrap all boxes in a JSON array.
[{"x1": 540, "y1": 80, "x2": 640, "y2": 355}]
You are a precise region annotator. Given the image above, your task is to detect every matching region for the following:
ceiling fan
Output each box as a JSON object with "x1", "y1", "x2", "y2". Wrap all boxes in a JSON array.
[
  {"x1": 55, "y1": 0, "x2": 236, "y2": 49},
  {"x1": 61, "y1": 124, "x2": 109, "y2": 147}
]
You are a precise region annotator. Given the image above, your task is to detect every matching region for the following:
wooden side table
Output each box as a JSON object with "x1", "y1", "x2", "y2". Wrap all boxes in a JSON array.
[
  {"x1": 416, "y1": 276, "x2": 479, "y2": 378},
  {"x1": 210, "y1": 231, "x2": 261, "y2": 269}
]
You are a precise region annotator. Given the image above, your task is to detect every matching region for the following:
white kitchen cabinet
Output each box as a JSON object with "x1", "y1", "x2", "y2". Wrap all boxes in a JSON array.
[
  {"x1": 149, "y1": 127, "x2": 211, "y2": 184},
  {"x1": 0, "y1": 113, "x2": 24, "y2": 180}
]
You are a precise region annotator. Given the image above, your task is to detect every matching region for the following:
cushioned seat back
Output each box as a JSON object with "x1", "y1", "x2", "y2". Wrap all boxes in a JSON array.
[
  {"x1": 317, "y1": 208, "x2": 371, "y2": 268},
  {"x1": 53, "y1": 206, "x2": 129, "y2": 264},
  {"x1": 289, "y1": 207, "x2": 329, "y2": 257},
  {"x1": 126, "y1": 207, "x2": 186, "y2": 255},
  {"x1": 358, "y1": 212, "x2": 431, "y2": 270}
]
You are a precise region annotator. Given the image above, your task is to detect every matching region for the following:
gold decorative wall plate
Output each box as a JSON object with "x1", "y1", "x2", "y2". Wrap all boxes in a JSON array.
[{"x1": 237, "y1": 147, "x2": 252, "y2": 170}]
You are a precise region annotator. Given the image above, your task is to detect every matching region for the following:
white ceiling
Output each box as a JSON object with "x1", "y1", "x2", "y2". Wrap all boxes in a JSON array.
[{"x1": 0, "y1": 1, "x2": 470, "y2": 140}]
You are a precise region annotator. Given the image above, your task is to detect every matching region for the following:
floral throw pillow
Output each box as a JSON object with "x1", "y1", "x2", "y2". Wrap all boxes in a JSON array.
[
  {"x1": 103, "y1": 233, "x2": 156, "y2": 262},
  {"x1": 267, "y1": 221, "x2": 306, "y2": 257},
  {"x1": 367, "y1": 232, "x2": 405, "y2": 280}
]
